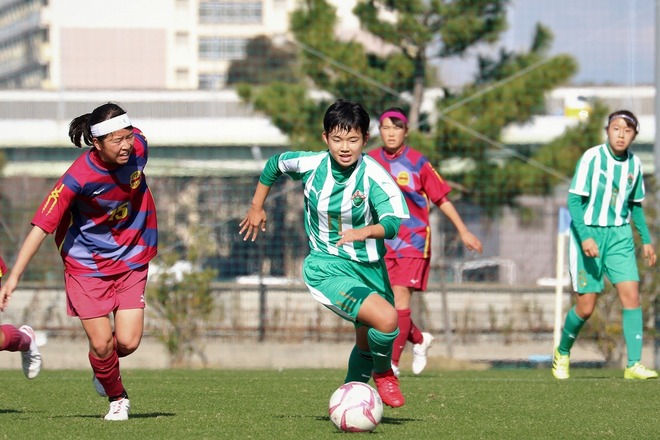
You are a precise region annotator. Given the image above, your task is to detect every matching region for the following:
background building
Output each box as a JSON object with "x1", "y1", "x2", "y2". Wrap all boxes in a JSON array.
[{"x1": 0, "y1": 0, "x2": 299, "y2": 90}]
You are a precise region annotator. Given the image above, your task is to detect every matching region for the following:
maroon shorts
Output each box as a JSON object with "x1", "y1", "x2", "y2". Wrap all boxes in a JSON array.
[
  {"x1": 64, "y1": 265, "x2": 149, "y2": 319},
  {"x1": 385, "y1": 257, "x2": 430, "y2": 291}
]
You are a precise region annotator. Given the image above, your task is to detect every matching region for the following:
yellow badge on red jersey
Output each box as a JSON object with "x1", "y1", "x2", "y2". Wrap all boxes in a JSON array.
[
  {"x1": 396, "y1": 172, "x2": 410, "y2": 186},
  {"x1": 130, "y1": 171, "x2": 142, "y2": 189}
]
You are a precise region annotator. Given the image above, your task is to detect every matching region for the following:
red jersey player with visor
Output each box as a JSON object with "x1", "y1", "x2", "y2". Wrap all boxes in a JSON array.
[
  {"x1": 0, "y1": 103, "x2": 158, "y2": 420},
  {"x1": 368, "y1": 108, "x2": 482, "y2": 377}
]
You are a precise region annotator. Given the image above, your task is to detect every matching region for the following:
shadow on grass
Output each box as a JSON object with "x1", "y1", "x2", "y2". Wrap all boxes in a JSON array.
[
  {"x1": 0, "y1": 409, "x2": 23, "y2": 414},
  {"x1": 312, "y1": 415, "x2": 421, "y2": 426},
  {"x1": 55, "y1": 412, "x2": 176, "y2": 419}
]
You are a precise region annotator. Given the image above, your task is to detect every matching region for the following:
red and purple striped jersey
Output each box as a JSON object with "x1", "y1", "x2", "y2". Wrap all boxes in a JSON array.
[
  {"x1": 368, "y1": 145, "x2": 451, "y2": 259},
  {"x1": 0, "y1": 255, "x2": 7, "y2": 279},
  {"x1": 31, "y1": 128, "x2": 158, "y2": 277}
]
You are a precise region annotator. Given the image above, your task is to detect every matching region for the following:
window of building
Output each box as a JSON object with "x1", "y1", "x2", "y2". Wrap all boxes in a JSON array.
[
  {"x1": 199, "y1": 1, "x2": 263, "y2": 24},
  {"x1": 176, "y1": 68, "x2": 189, "y2": 83},
  {"x1": 199, "y1": 37, "x2": 247, "y2": 60},
  {"x1": 175, "y1": 31, "x2": 189, "y2": 47},
  {"x1": 199, "y1": 73, "x2": 226, "y2": 90}
]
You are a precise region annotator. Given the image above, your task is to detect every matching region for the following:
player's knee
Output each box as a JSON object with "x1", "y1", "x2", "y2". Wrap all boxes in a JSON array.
[
  {"x1": 379, "y1": 307, "x2": 399, "y2": 333},
  {"x1": 90, "y1": 339, "x2": 115, "y2": 358}
]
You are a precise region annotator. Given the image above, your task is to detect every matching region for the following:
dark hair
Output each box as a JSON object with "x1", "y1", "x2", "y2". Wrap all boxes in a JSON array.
[
  {"x1": 68, "y1": 102, "x2": 131, "y2": 148},
  {"x1": 380, "y1": 106, "x2": 408, "y2": 129},
  {"x1": 323, "y1": 99, "x2": 370, "y2": 139},
  {"x1": 606, "y1": 109, "x2": 639, "y2": 134}
]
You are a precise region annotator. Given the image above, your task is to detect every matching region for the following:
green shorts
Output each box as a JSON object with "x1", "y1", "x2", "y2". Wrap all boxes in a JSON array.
[
  {"x1": 568, "y1": 224, "x2": 639, "y2": 294},
  {"x1": 302, "y1": 251, "x2": 394, "y2": 326}
]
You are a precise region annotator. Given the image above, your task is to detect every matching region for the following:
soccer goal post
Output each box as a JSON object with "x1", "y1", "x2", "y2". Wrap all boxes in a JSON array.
[{"x1": 553, "y1": 208, "x2": 571, "y2": 351}]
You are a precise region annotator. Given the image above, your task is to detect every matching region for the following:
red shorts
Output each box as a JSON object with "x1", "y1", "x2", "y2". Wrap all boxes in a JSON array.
[
  {"x1": 64, "y1": 265, "x2": 149, "y2": 319},
  {"x1": 385, "y1": 257, "x2": 430, "y2": 291}
]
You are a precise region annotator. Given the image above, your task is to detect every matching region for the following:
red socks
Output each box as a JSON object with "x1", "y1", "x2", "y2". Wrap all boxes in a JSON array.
[
  {"x1": 392, "y1": 309, "x2": 412, "y2": 365},
  {"x1": 0, "y1": 324, "x2": 30, "y2": 352},
  {"x1": 89, "y1": 350, "x2": 125, "y2": 399},
  {"x1": 392, "y1": 309, "x2": 426, "y2": 365}
]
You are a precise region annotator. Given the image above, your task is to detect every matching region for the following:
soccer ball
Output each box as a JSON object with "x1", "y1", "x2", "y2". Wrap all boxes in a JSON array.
[{"x1": 328, "y1": 381, "x2": 383, "y2": 432}]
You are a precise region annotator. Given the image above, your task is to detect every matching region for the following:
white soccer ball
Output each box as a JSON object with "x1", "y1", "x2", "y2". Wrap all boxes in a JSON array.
[{"x1": 328, "y1": 381, "x2": 383, "y2": 432}]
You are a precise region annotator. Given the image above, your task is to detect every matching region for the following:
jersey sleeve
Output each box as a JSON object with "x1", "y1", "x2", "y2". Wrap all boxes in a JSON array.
[
  {"x1": 260, "y1": 151, "x2": 324, "y2": 185},
  {"x1": 132, "y1": 127, "x2": 148, "y2": 161},
  {"x1": 569, "y1": 152, "x2": 594, "y2": 196},
  {"x1": 630, "y1": 158, "x2": 645, "y2": 203},
  {"x1": 368, "y1": 168, "x2": 409, "y2": 224},
  {"x1": 419, "y1": 161, "x2": 452, "y2": 204},
  {"x1": 31, "y1": 173, "x2": 80, "y2": 234},
  {"x1": 0, "y1": 255, "x2": 7, "y2": 278}
]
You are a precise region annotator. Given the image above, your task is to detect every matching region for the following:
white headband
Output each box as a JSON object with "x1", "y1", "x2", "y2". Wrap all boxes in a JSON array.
[{"x1": 90, "y1": 114, "x2": 132, "y2": 137}]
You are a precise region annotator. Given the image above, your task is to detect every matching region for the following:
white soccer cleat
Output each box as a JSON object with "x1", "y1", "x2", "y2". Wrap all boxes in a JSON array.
[
  {"x1": 93, "y1": 375, "x2": 108, "y2": 397},
  {"x1": 19, "y1": 325, "x2": 42, "y2": 379},
  {"x1": 104, "y1": 398, "x2": 130, "y2": 421},
  {"x1": 391, "y1": 363, "x2": 400, "y2": 378},
  {"x1": 412, "y1": 332, "x2": 434, "y2": 375}
]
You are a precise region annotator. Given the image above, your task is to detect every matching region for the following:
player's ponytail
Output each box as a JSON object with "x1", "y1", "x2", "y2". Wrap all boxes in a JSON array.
[
  {"x1": 68, "y1": 113, "x2": 92, "y2": 148},
  {"x1": 68, "y1": 103, "x2": 128, "y2": 148}
]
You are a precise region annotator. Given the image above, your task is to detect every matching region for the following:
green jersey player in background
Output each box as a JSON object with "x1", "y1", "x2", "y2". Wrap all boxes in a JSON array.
[
  {"x1": 240, "y1": 99, "x2": 409, "y2": 407},
  {"x1": 553, "y1": 110, "x2": 657, "y2": 380}
]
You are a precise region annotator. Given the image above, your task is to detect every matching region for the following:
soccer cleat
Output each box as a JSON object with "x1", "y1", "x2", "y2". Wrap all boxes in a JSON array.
[
  {"x1": 552, "y1": 348, "x2": 570, "y2": 380},
  {"x1": 93, "y1": 375, "x2": 108, "y2": 397},
  {"x1": 19, "y1": 325, "x2": 42, "y2": 379},
  {"x1": 624, "y1": 363, "x2": 658, "y2": 380},
  {"x1": 104, "y1": 398, "x2": 130, "y2": 421},
  {"x1": 412, "y1": 332, "x2": 434, "y2": 375},
  {"x1": 391, "y1": 363, "x2": 400, "y2": 378},
  {"x1": 373, "y1": 369, "x2": 405, "y2": 408}
]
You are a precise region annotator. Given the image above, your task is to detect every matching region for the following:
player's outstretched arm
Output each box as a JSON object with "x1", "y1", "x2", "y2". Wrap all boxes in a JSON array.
[
  {"x1": 0, "y1": 226, "x2": 48, "y2": 311},
  {"x1": 438, "y1": 201, "x2": 483, "y2": 254},
  {"x1": 239, "y1": 182, "x2": 271, "y2": 242}
]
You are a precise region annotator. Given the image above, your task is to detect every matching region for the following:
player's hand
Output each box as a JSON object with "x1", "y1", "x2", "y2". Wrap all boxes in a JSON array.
[
  {"x1": 239, "y1": 208, "x2": 267, "y2": 242},
  {"x1": 336, "y1": 228, "x2": 368, "y2": 247},
  {"x1": 642, "y1": 244, "x2": 656, "y2": 266},
  {"x1": 0, "y1": 276, "x2": 18, "y2": 312},
  {"x1": 460, "y1": 231, "x2": 483, "y2": 254},
  {"x1": 582, "y1": 238, "x2": 599, "y2": 258}
]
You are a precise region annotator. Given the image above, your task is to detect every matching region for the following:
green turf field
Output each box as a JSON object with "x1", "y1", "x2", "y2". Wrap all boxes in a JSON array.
[{"x1": 1, "y1": 368, "x2": 658, "y2": 439}]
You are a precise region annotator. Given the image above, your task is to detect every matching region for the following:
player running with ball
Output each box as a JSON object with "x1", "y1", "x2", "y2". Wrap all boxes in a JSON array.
[{"x1": 240, "y1": 99, "x2": 409, "y2": 407}]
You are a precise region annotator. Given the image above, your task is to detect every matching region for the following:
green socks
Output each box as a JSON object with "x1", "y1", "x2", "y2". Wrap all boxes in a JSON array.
[
  {"x1": 345, "y1": 327, "x2": 400, "y2": 381},
  {"x1": 345, "y1": 346, "x2": 373, "y2": 383},
  {"x1": 558, "y1": 306, "x2": 586, "y2": 355},
  {"x1": 622, "y1": 307, "x2": 643, "y2": 367},
  {"x1": 367, "y1": 327, "x2": 399, "y2": 374}
]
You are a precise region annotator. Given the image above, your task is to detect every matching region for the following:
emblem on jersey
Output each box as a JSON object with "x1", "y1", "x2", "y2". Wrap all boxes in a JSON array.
[
  {"x1": 130, "y1": 170, "x2": 142, "y2": 189},
  {"x1": 627, "y1": 173, "x2": 634, "y2": 186},
  {"x1": 351, "y1": 190, "x2": 367, "y2": 207},
  {"x1": 42, "y1": 183, "x2": 65, "y2": 215},
  {"x1": 396, "y1": 171, "x2": 410, "y2": 186},
  {"x1": 578, "y1": 270, "x2": 588, "y2": 289},
  {"x1": 610, "y1": 188, "x2": 619, "y2": 207}
]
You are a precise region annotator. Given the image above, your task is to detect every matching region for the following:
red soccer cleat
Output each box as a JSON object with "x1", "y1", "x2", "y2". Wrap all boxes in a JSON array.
[{"x1": 372, "y1": 369, "x2": 405, "y2": 408}]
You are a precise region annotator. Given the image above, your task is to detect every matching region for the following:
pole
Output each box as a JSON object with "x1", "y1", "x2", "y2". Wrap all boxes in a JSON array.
[
  {"x1": 654, "y1": 0, "x2": 660, "y2": 370},
  {"x1": 553, "y1": 207, "x2": 571, "y2": 352},
  {"x1": 552, "y1": 233, "x2": 566, "y2": 351}
]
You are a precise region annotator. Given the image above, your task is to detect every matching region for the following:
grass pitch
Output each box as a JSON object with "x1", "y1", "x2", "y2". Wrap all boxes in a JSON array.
[{"x1": 1, "y1": 367, "x2": 659, "y2": 439}]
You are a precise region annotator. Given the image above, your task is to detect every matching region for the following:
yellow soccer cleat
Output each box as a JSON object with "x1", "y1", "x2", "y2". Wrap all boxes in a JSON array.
[
  {"x1": 624, "y1": 363, "x2": 658, "y2": 380},
  {"x1": 552, "y1": 348, "x2": 570, "y2": 380}
]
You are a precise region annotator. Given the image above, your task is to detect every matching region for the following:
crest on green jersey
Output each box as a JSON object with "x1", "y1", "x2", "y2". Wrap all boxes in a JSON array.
[
  {"x1": 627, "y1": 173, "x2": 634, "y2": 186},
  {"x1": 351, "y1": 190, "x2": 367, "y2": 207}
]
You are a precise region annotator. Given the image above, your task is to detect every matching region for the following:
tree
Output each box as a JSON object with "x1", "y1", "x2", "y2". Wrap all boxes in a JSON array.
[
  {"x1": 146, "y1": 228, "x2": 218, "y2": 368},
  {"x1": 353, "y1": 0, "x2": 508, "y2": 128},
  {"x1": 237, "y1": 0, "x2": 596, "y2": 213},
  {"x1": 226, "y1": 36, "x2": 299, "y2": 85}
]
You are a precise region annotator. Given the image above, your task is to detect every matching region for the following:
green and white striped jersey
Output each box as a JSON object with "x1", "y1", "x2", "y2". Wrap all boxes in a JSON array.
[
  {"x1": 271, "y1": 151, "x2": 408, "y2": 263},
  {"x1": 569, "y1": 143, "x2": 645, "y2": 227}
]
